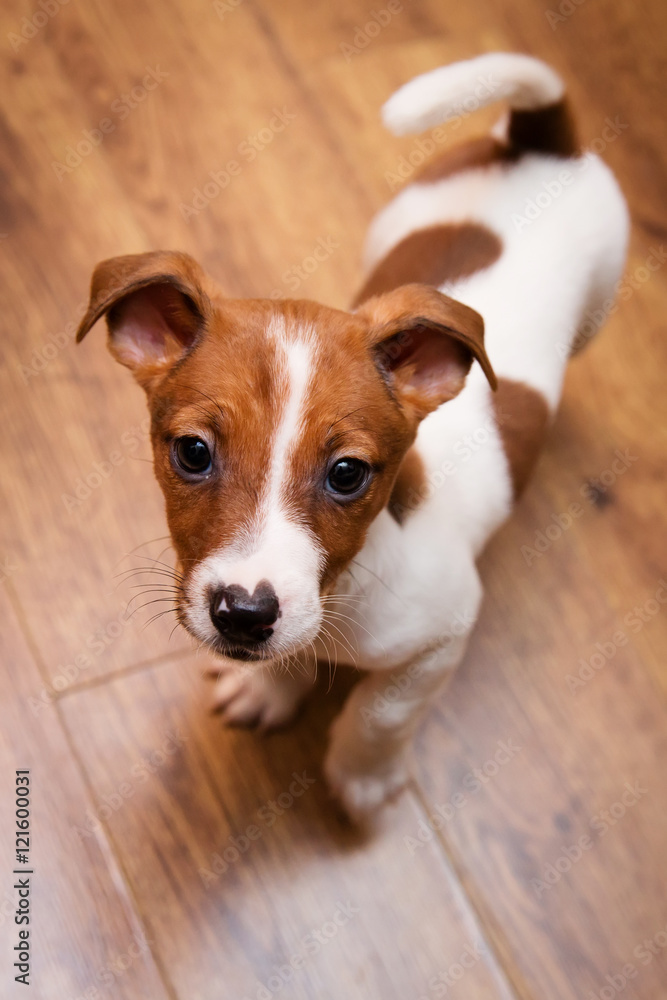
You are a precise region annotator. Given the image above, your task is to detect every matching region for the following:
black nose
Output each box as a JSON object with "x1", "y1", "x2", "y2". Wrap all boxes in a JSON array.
[{"x1": 209, "y1": 582, "x2": 279, "y2": 644}]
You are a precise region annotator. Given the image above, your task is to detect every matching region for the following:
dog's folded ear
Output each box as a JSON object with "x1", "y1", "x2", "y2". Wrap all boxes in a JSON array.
[
  {"x1": 76, "y1": 251, "x2": 211, "y2": 390},
  {"x1": 357, "y1": 283, "x2": 496, "y2": 422}
]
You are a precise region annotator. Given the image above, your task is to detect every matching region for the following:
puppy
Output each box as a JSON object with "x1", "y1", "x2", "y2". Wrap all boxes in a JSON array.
[{"x1": 77, "y1": 53, "x2": 628, "y2": 819}]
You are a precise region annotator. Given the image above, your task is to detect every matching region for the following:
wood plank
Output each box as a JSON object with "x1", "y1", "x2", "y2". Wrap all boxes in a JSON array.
[
  {"x1": 539, "y1": 242, "x2": 667, "y2": 697},
  {"x1": 415, "y1": 608, "x2": 667, "y2": 997},
  {"x1": 0, "y1": 27, "x2": 192, "y2": 688},
  {"x1": 44, "y1": 0, "x2": 372, "y2": 305},
  {"x1": 60, "y1": 655, "x2": 519, "y2": 1000},
  {"x1": 252, "y1": 11, "x2": 667, "y2": 992},
  {"x1": 410, "y1": 398, "x2": 667, "y2": 997},
  {"x1": 0, "y1": 582, "x2": 172, "y2": 999},
  {"x1": 0, "y1": 0, "x2": 395, "y2": 696},
  {"x1": 255, "y1": 27, "x2": 508, "y2": 221},
  {"x1": 2, "y1": 0, "x2": 666, "y2": 997},
  {"x1": 275, "y1": 8, "x2": 667, "y2": 994},
  {"x1": 446, "y1": 0, "x2": 667, "y2": 234}
]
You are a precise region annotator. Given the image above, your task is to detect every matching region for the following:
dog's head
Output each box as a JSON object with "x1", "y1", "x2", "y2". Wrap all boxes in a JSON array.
[{"x1": 77, "y1": 251, "x2": 495, "y2": 662}]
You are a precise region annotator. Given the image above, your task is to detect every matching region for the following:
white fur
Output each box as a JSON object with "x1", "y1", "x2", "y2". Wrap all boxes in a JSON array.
[
  {"x1": 185, "y1": 322, "x2": 324, "y2": 658},
  {"x1": 325, "y1": 150, "x2": 628, "y2": 684},
  {"x1": 209, "y1": 55, "x2": 629, "y2": 817},
  {"x1": 265, "y1": 325, "x2": 313, "y2": 509},
  {"x1": 187, "y1": 510, "x2": 323, "y2": 656},
  {"x1": 382, "y1": 52, "x2": 564, "y2": 135},
  {"x1": 365, "y1": 152, "x2": 629, "y2": 409},
  {"x1": 317, "y1": 56, "x2": 628, "y2": 816}
]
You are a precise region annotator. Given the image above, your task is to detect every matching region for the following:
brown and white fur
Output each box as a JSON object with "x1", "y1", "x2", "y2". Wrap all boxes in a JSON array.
[{"x1": 77, "y1": 54, "x2": 628, "y2": 819}]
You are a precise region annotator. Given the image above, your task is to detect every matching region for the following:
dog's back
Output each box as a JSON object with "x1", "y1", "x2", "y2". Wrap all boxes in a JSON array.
[{"x1": 354, "y1": 54, "x2": 629, "y2": 556}]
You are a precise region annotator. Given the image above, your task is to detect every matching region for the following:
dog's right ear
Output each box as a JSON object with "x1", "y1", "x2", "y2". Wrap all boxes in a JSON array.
[{"x1": 76, "y1": 251, "x2": 211, "y2": 391}]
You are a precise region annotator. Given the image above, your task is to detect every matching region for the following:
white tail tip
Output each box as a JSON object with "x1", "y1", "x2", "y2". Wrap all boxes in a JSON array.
[{"x1": 382, "y1": 53, "x2": 565, "y2": 137}]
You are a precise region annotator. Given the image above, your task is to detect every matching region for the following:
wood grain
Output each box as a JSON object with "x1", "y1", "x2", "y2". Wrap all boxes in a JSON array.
[
  {"x1": 0, "y1": 0, "x2": 665, "y2": 996},
  {"x1": 60, "y1": 656, "x2": 517, "y2": 1000},
  {"x1": 0, "y1": 583, "x2": 171, "y2": 999}
]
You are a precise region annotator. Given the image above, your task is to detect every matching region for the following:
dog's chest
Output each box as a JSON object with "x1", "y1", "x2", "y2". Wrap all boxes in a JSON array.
[{"x1": 315, "y1": 375, "x2": 511, "y2": 671}]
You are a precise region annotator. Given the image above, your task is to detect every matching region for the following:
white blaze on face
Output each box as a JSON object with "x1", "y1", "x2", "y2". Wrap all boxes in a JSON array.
[{"x1": 185, "y1": 319, "x2": 324, "y2": 656}]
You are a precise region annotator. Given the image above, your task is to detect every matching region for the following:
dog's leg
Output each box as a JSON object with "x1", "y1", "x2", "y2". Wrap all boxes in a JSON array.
[
  {"x1": 207, "y1": 655, "x2": 317, "y2": 730},
  {"x1": 324, "y1": 633, "x2": 471, "y2": 819}
]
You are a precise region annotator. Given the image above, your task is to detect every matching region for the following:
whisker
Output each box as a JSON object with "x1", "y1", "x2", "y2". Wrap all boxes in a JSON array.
[
  {"x1": 321, "y1": 594, "x2": 369, "y2": 607},
  {"x1": 132, "y1": 554, "x2": 182, "y2": 575},
  {"x1": 324, "y1": 608, "x2": 358, "y2": 625},
  {"x1": 114, "y1": 566, "x2": 184, "y2": 583},
  {"x1": 305, "y1": 638, "x2": 324, "y2": 688},
  {"x1": 130, "y1": 597, "x2": 180, "y2": 615},
  {"x1": 283, "y1": 653, "x2": 293, "y2": 677},
  {"x1": 351, "y1": 559, "x2": 402, "y2": 601},
  {"x1": 125, "y1": 535, "x2": 172, "y2": 552},
  {"x1": 143, "y1": 608, "x2": 179, "y2": 630},
  {"x1": 125, "y1": 593, "x2": 178, "y2": 612},
  {"x1": 317, "y1": 626, "x2": 345, "y2": 686},
  {"x1": 320, "y1": 619, "x2": 357, "y2": 662},
  {"x1": 116, "y1": 550, "x2": 177, "y2": 572},
  {"x1": 321, "y1": 594, "x2": 372, "y2": 621},
  {"x1": 125, "y1": 581, "x2": 181, "y2": 591},
  {"x1": 119, "y1": 548, "x2": 181, "y2": 572},
  {"x1": 177, "y1": 383, "x2": 225, "y2": 425},
  {"x1": 322, "y1": 590, "x2": 367, "y2": 600},
  {"x1": 344, "y1": 567, "x2": 363, "y2": 591},
  {"x1": 315, "y1": 634, "x2": 334, "y2": 692},
  {"x1": 327, "y1": 403, "x2": 383, "y2": 433},
  {"x1": 323, "y1": 608, "x2": 385, "y2": 654}
]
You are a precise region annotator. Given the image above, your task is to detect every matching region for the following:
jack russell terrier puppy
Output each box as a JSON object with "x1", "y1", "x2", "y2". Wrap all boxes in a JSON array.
[{"x1": 77, "y1": 53, "x2": 628, "y2": 819}]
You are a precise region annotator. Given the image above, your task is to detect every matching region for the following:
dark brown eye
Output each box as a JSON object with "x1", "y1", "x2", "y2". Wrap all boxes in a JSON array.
[
  {"x1": 173, "y1": 436, "x2": 212, "y2": 476},
  {"x1": 326, "y1": 458, "x2": 371, "y2": 497}
]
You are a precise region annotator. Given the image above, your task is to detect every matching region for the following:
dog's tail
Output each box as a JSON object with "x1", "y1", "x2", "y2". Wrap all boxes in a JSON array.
[{"x1": 382, "y1": 52, "x2": 580, "y2": 157}]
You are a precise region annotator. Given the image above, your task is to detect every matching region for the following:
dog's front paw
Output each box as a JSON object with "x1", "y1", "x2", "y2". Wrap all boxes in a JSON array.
[
  {"x1": 324, "y1": 750, "x2": 409, "y2": 821},
  {"x1": 207, "y1": 662, "x2": 311, "y2": 730}
]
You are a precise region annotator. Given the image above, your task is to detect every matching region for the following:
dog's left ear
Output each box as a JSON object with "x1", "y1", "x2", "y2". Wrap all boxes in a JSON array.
[
  {"x1": 76, "y1": 251, "x2": 212, "y2": 391},
  {"x1": 358, "y1": 284, "x2": 496, "y2": 422}
]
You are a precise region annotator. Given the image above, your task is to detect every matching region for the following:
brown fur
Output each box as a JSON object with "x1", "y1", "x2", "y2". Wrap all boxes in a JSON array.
[
  {"x1": 77, "y1": 251, "x2": 216, "y2": 390},
  {"x1": 356, "y1": 283, "x2": 496, "y2": 402},
  {"x1": 352, "y1": 223, "x2": 502, "y2": 308},
  {"x1": 508, "y1": 97, "x2": 580, "y2": 157},
  {"x1": 401, "y1": 97, "x2": 579, "y2": 195},
  {"x1": 349, "y1": 99, "x2": 576, "y2": 523},
  {"x1": 493, "y1": 378, "x2": 550, "y2": 499},
  {"x1": 415, "y1": 136, "x2": 518, "y2": 184},
  {"x1": 388, "y1": 447, "x2": 426, "y2": 524}
]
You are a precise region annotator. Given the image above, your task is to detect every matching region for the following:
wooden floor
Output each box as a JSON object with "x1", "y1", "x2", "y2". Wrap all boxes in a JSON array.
[{"x1": 1, "y1": 0, "x2": 666, "y2": 997}]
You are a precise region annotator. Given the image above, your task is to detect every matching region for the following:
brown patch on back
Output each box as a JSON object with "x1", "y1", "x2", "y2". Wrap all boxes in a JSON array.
[
  {"x1": 493, "y1": 378, "x2": 550, "y2": 500},
  {"x1": 352, "y1": 223, "x2": 502, "y2": 308},
  {"x1": 509, "y1": 97, "x2": 580, "y2": 157},
  {"x1": 415, "y1": 136, "x2": 518, "y2": 184},
  {"x1": 388, "y1": 447, "x2": 426, "y2": 523}
]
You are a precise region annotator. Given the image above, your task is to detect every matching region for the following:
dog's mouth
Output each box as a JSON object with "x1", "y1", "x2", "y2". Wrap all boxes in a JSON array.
[
  {"x1": 215, "y1": 642, "x2": 267, "y2": 663},
  {"x1": 178, "y1": 608, "x2": 279, "y2": 662}
]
